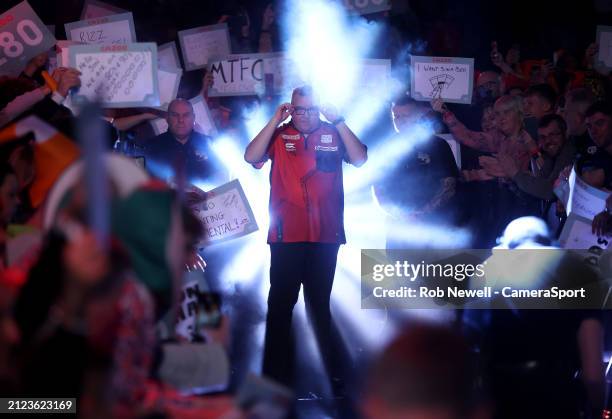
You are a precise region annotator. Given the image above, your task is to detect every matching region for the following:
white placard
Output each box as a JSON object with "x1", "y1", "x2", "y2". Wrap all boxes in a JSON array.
[
  {"x1": 178, "y1": 23, "x2": 231, "y2": 71},
  {"x1": 154, "y1": 67, "x2": 182, "y2": 111},
  {"x1": 559, "y1": 213, "x2": 611, "y2": 249},
  {"x1": 437, "y1": 133, "x2": 462, "y2": 169},
  {"x1": 65, "y1": 12, "x2": 136, "y2": 45},
  {"x1": 0, "y1": 1, "x2": 57, "y2": 76},
  {"x1": 596, "y1": 25, "x2": 612, "y2": 70},
  {"x1": 190, "y1": 96, "x2": 217, "y2": 137},
  {"x1": 410, "y1": 55, "x2": 474, "y2": 104},
  {"x1": 80, "y1": 0, "x2": 127, "y2": 20},
  {"x1": 192, "y1": 179, "x2": 258, "y2": 245},
  {"x1": 69, "y1": 43, "x2": 159, "y2": 108},
  {"x1": 566, "y1": 167, "x2": 609, "y2": 219},
  {"x1": 158, "y1": 41, "x2": 181, "y2": 70},
  {"x1": 208, "y1": 52, "x2": 286, "y2": 97}
]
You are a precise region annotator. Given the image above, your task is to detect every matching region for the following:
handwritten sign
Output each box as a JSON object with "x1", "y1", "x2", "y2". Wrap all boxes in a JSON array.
[
  {"x1": 343, "y1": 0, "x2": 391, "y2": 15},
  {"x1": 0, "y1": 1, "x2": 57, "y2": 76},
  {"x1": 65, "y1": 12, "x2": 136, "y2": 45},
  {"x1": 192, "y1": 179, "x2": 258, "y2": 245},
  {"x1": 69, "y1": 43, "x2": 160, "y2": 108},
  {"x1": 559, "y1": 213, "x2": 610, "y2": 250},
  {"x1": 178, "y1": 23, "x2": 230, "y2": 71},
  {"x1": 565, "y1": 167, "x2": 608, "y2": 219},
  {"x1": 596, "y1": 25, "x2": 612, "y2": 71},
  {"x1": 149, "y1": 95, "x2": 217, "y2": 136},
  {"x1": 207, "y1": 52, "x2": 287, "y2": 97},
  {"x1": 80, "y1": 0, "x2": 127, "y2": 20},
  {"x1": 158, "y1": 41, "x2": 181, "y2": 70},
  {"x1": 154, "y1": 67, "x2": 182, "y2": 111},
  {"x1": 410, "y1": 55, "x2": 474, "y2": 104}
]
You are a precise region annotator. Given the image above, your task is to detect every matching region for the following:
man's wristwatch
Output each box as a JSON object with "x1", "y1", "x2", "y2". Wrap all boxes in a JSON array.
[{"x1": 332, "y1": 116, "x2": 345, "y2": 126}]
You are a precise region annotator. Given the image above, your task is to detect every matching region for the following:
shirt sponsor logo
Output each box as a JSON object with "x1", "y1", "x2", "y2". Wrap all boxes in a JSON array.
[
  {"x1": 282, "y1": 134, "x2": 301, "y2": 140},
  {"x1": 285, "y1": 142, "x2": 296, "y2": 152},
  {"x1": 587, "y1": 145, "x2": 598, "y2": 155},
  {"x1": 315, "y1": 145, "x2": 338, "y2": 152},
  {"x1": 321, "y1": 134, "x2": 333, "y2": 144}
]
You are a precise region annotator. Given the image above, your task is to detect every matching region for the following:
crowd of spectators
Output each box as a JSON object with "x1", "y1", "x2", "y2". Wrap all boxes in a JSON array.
[{"x1": 0, "y1": 0, "x2": 611, "y2": 418}]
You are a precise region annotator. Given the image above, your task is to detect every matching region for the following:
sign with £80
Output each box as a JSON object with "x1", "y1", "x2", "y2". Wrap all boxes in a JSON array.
[{"x1": 0, "y1": 1, "x2": 56, "y2": 76}]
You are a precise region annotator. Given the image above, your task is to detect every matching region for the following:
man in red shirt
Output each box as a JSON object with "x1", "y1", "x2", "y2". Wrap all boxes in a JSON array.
[{"x1": 245, "y1": 86, "x2": 367, "y2": 390}]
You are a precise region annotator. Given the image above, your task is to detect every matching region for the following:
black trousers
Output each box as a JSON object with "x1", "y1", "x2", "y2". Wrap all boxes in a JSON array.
[{"x1": 262, "y1": 242, "x2": 341, "y2": 387}]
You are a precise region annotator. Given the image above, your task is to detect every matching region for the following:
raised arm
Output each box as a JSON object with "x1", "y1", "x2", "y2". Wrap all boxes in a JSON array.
[
  {"x1": 431, "y1": 99, "x2": 499, "y2": 153},
  {"x1": 245, "y1": 103, "x2": 292, "y2": 163},
  {"x1": 112, "y1": 112, "x2": 159, "y2": 131}
]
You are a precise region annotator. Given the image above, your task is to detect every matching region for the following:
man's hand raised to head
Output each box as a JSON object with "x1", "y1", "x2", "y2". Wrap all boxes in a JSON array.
[
  {"x1": 320, "y1": 104, "x2": 341, "y2": 124},
  {"x1": 273, "y1": 103, "x2": 293, "y2": 125}
]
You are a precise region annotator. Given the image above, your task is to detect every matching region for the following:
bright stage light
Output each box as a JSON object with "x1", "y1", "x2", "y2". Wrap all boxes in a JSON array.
[
  {"x1": 282, "y1": 0, "x2": 381, "y2": 109},
  {"x1": 344, "y1": 121, "x2": 434, "y2": 194}
]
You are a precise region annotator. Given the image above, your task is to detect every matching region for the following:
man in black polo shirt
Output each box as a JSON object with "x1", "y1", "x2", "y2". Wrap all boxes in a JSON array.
[
  {"x1": 145, "y1": 99, "x2": 222, "y2": 186},
  {"x1": 579, "y1": 101, "x2": 612, "y2": 191},
  {"x1": 374, "y1": 97, "x2": 459, "y2": 248}
]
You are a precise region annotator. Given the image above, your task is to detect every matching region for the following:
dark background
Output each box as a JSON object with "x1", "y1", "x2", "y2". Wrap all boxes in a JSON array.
[{"x1": 7, "y1": 0, "x2": 612, "y2": 71}]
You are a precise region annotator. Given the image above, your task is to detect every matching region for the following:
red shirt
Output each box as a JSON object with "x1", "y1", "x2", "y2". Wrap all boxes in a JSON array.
[{"x1": 256, "y1": 122, "x2": 347, "y2": 243}]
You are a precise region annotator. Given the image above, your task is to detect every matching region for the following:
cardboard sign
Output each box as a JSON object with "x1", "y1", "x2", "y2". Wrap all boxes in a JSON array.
[
  {"x1": 565, "y1": 167, "x2": 609, "y2": 219},
  {"x1": 0, "y1": 1, "x2": 57, "y2": 76},
  {"x1": 69, "y1": 43, "x2": 159, "y2": 108},
  {"x1": 65, "y1": 12, "x2": 136, "y2": 45},
  {"x1": 192, "y1": 179, "x2": 258, "y2": 245},
  {"x1": 178, "y1": 23, "x2": 231, "y2": 71},
  {"x1": 596, "y1": 25, "x2": 612, "y2": 70},
  {"x1": 149, "y1": 95, "x2": 217, "y2": 136},
  {"x1": 410, "y1": 55, "x2": 474, "y2": 104},
  {"x1": 154, "y1": 67, "x2": 182, "y2": 111},
  {"x1": 343, "y1": 0, "x2": 391, "y2": 15},
  {"x1": 207, "y1": 52, "x2": 287, "y2": 97},
  {"x1": 80, "y1": 0, "x2": 127, "y2": 20},
  {"x1": 158, "y1": 41, "x2": 181, "y2": 70},
  {"x1": 559, "y1": 213, "x2": 611, "y2": 250}
]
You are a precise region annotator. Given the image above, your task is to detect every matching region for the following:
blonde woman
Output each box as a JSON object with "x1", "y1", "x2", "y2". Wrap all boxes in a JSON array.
[
  {"x1": 432, "y1": 95, "x2": 543, "y2": 246},
  {"x1": 432, "y1": 95, "x2": 540, "y2": 181}
]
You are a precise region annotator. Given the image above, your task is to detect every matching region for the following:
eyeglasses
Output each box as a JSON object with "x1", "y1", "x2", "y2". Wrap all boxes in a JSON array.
[{"x1": 293, "y1": 106, "x2": 319, "y2": 116}]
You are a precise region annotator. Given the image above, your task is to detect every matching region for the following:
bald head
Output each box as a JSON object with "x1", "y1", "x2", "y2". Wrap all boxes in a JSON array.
[{"x1": 167, "y1": 99, "x2": 195, "y2": 140}]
